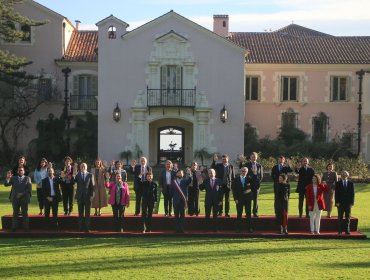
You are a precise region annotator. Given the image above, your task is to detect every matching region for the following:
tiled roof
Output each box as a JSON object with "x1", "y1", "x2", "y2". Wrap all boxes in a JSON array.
[
  {"x1": 228, "y1": 24, "x2": 370, "y2": 64},
  {"x1": 273, "y1": 24, "x2": 333, "y2": 38},
  {"x1": 60, "y1": 24, "x2": 370, "y2": 65},
  {"x1": 60, "y1": 31, "x2": 98, "y2": 62}
]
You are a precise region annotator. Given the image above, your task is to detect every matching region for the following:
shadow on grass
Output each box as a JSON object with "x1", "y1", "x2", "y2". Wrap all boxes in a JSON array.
[{"x1": 2, "y1": 238, "x2": 369, "y2": 277}]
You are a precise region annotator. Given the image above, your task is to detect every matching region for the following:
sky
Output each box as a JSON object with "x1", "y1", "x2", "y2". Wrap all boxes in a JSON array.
[{"x1": 34, "y1": 0, "x2": 370, "y2": 36}]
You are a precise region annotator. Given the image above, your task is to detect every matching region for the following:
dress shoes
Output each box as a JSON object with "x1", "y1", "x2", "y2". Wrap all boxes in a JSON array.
[
  {"x1": 345, "y1": 231, "x2": 351, "y2": 235},
  {"x1": 253, "y1": 214, "x2": 259, "y2": 218},
  {"x1": 225, "y1": 214, "x2": 230, "y2": 217}
]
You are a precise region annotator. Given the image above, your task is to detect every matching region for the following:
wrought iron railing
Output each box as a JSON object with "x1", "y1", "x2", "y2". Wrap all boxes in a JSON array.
[
  {"x1": 147, "y1": 87, "x2": 196, "y2": 107},
  {"x1": 70, "y1": 95, "x2": 97, "y2": 110}
]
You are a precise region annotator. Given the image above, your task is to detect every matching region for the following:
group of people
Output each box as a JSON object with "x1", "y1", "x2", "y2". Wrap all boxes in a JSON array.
[{"x1": 3, "y1": 153, "x2": 355, "y2": 235}]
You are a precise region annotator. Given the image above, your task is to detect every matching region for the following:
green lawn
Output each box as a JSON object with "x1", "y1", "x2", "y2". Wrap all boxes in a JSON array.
[
  {"x1": 0, "y1": 237, "x2": 369, "y2": 279},
  {"x1": 1, "y1": 182, "x2": 370, "y2": 279}
]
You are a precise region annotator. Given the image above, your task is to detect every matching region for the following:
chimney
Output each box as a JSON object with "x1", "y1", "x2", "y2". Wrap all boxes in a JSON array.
[
  {"x1": 75, "y1": 20, "x2": 81, "y2": 30},
  {"x1": 213, "y1": 15, "x2": 229, "y2": 37}
]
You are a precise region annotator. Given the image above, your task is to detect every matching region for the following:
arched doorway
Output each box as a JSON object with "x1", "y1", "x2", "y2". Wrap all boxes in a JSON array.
[
  {"x1": 158, "y1": 126, "x2": 184, "y2": 164},
  {"x1": 148, "y1": 118, "x2": 193, "y2": 165}
]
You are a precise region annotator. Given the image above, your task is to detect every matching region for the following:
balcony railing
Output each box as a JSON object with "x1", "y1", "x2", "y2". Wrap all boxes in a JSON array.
[
  {"x1": 70, "y1": 95, "x2": 97, "y2": 110},
  {"x1": 147, "y1": 87, "x2": 196, "y2": 108}
]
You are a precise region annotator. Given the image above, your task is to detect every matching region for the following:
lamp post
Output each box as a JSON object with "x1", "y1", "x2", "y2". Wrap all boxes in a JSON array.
[{"x1": 62, "y1": 67, "x2": 71, "y2": 153}]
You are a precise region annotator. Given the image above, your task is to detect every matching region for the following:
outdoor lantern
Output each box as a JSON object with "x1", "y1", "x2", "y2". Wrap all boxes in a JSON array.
[
  {"x1": 220, "y1": 105, "x2": 228, "y2": 123},
  {"x1": 113, "y1": 103, "x2": 121, "y2": 122}
]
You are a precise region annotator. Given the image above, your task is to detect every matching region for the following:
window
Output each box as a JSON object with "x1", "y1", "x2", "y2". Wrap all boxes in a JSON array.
[
  {"x1": 73, "y1": 75, "x2": 97, "y2": 96},
  {"x1": 38, "y1": 78, "x2": 52, "y2": 100},
  {"x1": 245, "y1": 76, "x2": 260, "y2": 101},
  {"x1": 331, "y1": 76, "x2": 348, "y2": 101},
  {"x1": 312, "y1": 112, "x2": 329, "y2": 142},
  {"x1": 20, "y1": 24, "x2": 31, "y2": 42},
  {"x1": 281, "y1": 76, "x2": 298, "y2": 101},
  {"x1": 281, "y1": 109, "x2": 298, "y2": 128},
  {"x1": 160, "y1": 65, "x2": 183, "y2": 90},
  {"x1": 108, "y1": 26, "x2": 116, "y2": 39},
  {"x1": 71, "y1": 74, "x2": 98, "y2": 110}
]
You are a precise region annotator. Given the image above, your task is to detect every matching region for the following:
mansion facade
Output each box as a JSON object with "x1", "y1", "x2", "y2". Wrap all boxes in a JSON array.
[{"x1": 2, "y1": 0, "x2": 370, "y2": 165}]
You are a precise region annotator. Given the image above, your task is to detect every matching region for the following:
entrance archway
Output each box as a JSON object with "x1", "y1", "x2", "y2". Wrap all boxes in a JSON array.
[
  {"x1": 149, "y1": 118, "x2": 193, "y2": 165},
  {"x1": 158, "y1": 126, "x2": 184, "y2": 164}
]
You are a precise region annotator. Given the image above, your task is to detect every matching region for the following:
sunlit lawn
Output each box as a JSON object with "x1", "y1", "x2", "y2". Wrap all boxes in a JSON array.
[{"x1": 0, "y1": 182, "x2": 369, "y2": 279}]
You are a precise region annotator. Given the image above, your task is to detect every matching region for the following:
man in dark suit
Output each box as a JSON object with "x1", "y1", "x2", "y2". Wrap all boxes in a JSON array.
[
  {"x1": 188, "y1": 161, "x2": 204, "y2": 216},
  {"x1": 335, "y1": 170, "x2": 355, "y2": 235},
  {"x1": 159, "y1": 160, "x2": 176, "y2": 216},
  {"x1": 240, "y1": 152, "x2": 263, "y2": 217},
  {"x1": 232, "y1": 167, "x2": 257, "y2": 232},
  {"x1": 211, "y1": 154, "x2": 235, "y2": 217},
  {"x1": 271, "y1": 155, "x2": 293, "y2": 215},
  {"x1": 42, "y1": 167, "x2": 62, "y2": 230},
  {"x1": 171, "y1": 169, "x2": 192, "y2": 233},
  {"x1": 4, "y1": 167, "x2": 32, "y2": 232},
  {"x1": 140, "y1": 172, "x2": 158, "y2": 233},
  {"x1": 199, "y1": 168, "x2": 222, "y2": 231},
  {"x1": 295, "y1": 157, "x2": 315, "y2": 218},
  {"x1": 130, "y1": 157, "x2": 151, "y2": 216},
  {"x1": 74, "y1": 163, "x2": 95, "y2": 232}
]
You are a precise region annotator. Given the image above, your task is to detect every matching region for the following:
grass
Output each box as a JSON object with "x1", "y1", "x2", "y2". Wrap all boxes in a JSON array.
[
  {"x1": 0, "y1": 237, "x2": 369, "y2": 279},
  {"x1": 0, "y1": 182, "x2": 369, "y2": 279}
]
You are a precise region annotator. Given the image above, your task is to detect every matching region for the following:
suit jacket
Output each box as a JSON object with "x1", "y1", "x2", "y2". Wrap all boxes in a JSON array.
[
  {"x1": 271, "y1": 164, "x2": 293, "y2": 183},
  {"x1": 105, "y1": 181, "x2": 130, "y2": 206},
  {"x1": 140, "y1": 180, "x2": 158, "y2": 202},
  {"x1": 295, "y1": 166, "x2": 315, "y2": 194},
  {"x1": 4, "y1": 175, "x2": 32, "y2": 203},
  {"x1": 41, "y1": 176, "x2": 62, "y2": 202},
  {"x1": 306, "y1": 183, "x2": 329, "y2": 211},
  {"x1": 243, "y1": 161, "x2": 263, "y2": 190},
  {"x1": 171, "y1": 176, "x2": 192, "y2": 206},
  {"x1": 335, "y1": 180, "x2": 355, "y2": 208},
  {"x1": 130, "y1": 164, "x2": 151, "y2": 192},
  {"x1": 199, "y1": 178, "x2": 222, "y2": 205},
  {"x1": 159, "y1": 169, "x2": 176, "y2": 193},
  {"x1": 211, "y1": 160, "x2": 235, "y2": 190},
  {"x1": 189, "y1": 169, "x2": 205, "y2": 189},
  {"x1": 231, "y1": 174, "x2": 256, "y2": 202},
  {"x1": 74, "y1": 172, "x2": 95, "y2": 202}
]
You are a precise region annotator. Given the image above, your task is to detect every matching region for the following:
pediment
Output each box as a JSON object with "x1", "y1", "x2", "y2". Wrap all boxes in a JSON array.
[{"x1": 155, "y1": 30, "x2": 188, "y2": 43}]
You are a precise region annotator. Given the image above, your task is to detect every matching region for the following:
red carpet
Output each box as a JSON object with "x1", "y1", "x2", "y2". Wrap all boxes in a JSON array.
[{"x1": 1, "y1": 214, "x2": 366, "y2": 239}]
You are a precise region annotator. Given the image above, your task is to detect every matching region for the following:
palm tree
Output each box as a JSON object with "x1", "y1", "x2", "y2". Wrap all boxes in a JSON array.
[
  {"x1": 194, "y1": 148, "x2": 212, "y2": 167},
  {"x1": 120, "y1": 150, "x2": 132, "y2": 165}
]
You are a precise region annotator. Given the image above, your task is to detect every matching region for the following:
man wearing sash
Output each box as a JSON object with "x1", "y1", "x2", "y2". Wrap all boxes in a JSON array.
[{"x1": 171, "y1": 169, "x2": 192, "y2": 233}]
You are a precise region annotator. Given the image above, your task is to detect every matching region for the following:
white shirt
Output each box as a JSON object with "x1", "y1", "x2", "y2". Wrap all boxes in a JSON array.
[
  {"x1": 49, "y1": 177, "x2": 55, "y2": 196},
  {"x1": 165, "y1": 170, "x2": 171, "y2": 185}
]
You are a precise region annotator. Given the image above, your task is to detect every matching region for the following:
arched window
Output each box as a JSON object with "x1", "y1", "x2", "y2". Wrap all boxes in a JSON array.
[
  {"x1": 222, "y1": 20, "x2": 226, "y2": 27},
  {"x1": 281, "y1": 108, "x2": 298, "y2": 129},
  {"x1": 108, "y1": 25, "x2": 116, "y2": 39}
]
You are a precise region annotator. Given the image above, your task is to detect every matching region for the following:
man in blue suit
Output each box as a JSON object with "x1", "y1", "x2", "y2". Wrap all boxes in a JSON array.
[
  {"x1": 159, "y1": 160, "x2": 176, "y2": 216},
  {"x1": 42, "y1": 167, "x2": 63, "y2": 230},
  {"x1": 335, "y1": 170, "x2": 355, "y2": 235},
  {"x1": 199, "y1": 168, "x2": 222, "y2": 231},
  {"x1": 232, "y1": 167, "x2": 257, "y2": 233},
  {"x1": 240, "y1": 152, "x2": 263, "y2": 218},
  {"x1": 171, "y1": 169, "x2": 192, "y2": 233}
]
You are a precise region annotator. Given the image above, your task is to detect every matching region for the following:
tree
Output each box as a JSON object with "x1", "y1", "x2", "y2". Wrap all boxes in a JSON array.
[
  {"x1": 0, "y1": 0, "x2": 47, "y2": 164},
  {"x1": 194, "y1": 147, "x2": 212, "y2": 167}
]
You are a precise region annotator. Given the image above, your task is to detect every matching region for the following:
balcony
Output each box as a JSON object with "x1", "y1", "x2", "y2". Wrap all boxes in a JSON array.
[
  {"x1": 70, "y1": 95, "x2": 97, "y2": 110},
  {"x1": 147, "y1": 87, "x2": 196, "y2": 108}
]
